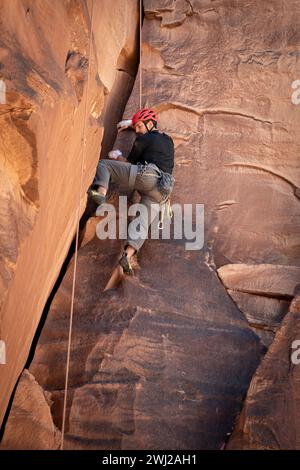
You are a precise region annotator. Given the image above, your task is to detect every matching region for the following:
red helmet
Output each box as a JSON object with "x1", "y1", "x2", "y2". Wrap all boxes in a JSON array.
[{"x1": 132, "y1": 108, "x2": 157, "y2": 126}]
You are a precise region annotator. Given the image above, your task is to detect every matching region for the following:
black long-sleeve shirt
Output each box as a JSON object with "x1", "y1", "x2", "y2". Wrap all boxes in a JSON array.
[{"x1": 127, "y1": 130, "x2": 174, "y2": 174}]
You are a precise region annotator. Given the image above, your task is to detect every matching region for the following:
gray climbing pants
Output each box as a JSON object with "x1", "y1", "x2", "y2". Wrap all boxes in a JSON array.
[{"x1": 94, "y1": 159, "x2": 167, "y2": 252}]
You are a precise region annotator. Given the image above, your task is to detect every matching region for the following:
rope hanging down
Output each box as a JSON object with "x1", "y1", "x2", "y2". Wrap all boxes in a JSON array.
[
  {"x1": 60, "y1": 0, "x2": 143, "y2": 449},
  {"x1": 60, "y1": 0, "x2": 95, "y2": 450}
]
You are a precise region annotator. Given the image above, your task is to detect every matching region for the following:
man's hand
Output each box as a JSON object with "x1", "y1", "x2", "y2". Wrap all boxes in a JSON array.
[
  {"x1": 108, "y1": 149, "x2": 122, "y2": 159},
  {"x1": 108, "y1": 149, "x2": 127, "y2": 162},
  {"x1": 117, "y1": 119, "x2": 133, "y2": 132}
]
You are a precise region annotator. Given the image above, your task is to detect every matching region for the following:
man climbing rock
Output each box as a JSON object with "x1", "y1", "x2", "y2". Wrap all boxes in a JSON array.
[{"x1": 88, "y1": 108, "x2": 175, "y2": 275}]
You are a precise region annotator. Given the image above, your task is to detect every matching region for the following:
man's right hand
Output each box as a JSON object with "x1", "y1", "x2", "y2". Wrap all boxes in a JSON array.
[{"x1": 108, "y1": 149, "x2": 123, "y2": 159}]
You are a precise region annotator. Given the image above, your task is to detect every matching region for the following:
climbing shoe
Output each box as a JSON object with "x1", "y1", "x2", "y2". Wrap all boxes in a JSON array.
[
  {"x1": 118, "y1": 252, "x2": 134, "y2": 276},
  {"x1": 87, "y1": 189, "x2": 106, "y2": 206}
]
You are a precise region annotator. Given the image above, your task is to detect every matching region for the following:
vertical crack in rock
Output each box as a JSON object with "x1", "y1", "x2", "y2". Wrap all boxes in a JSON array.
[{"x1": 1, "y1": 0, "x2": 300, "y2": 451}]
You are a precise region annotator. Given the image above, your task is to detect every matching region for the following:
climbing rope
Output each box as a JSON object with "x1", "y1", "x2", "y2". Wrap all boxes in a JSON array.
[{"x1": 60, "y1": 0, "x2": 95, "y2": 450}]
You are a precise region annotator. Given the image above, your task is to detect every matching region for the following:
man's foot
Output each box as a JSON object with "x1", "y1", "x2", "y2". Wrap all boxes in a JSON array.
[
  {"x1": 88, "y1": 189, "x2": 106, "y2": 206},
  {"x1": 118, "y1": 252, "x2": 134, "y2": 275}
]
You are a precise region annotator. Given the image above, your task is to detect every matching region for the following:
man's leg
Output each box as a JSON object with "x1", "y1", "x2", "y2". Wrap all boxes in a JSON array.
[
  {"x1": 94, "y1": 159, "x2": 134, "y2": 191},
  {"x1": 90, "y1": 159, "x2": 140, "y2": 271},
  {"x1": 119, "y1": 194, "x2": 161, "y2": 273},
  {"x1": 90, "y1": 160, "x2": 163, "y2": 273},
  {"x1": 118, "y1": 168, "x2": 165, "y2": 273}
]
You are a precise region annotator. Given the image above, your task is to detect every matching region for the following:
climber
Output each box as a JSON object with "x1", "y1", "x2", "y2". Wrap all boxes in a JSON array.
[{"x1": 88, "y1": 108, "x2": 175, "y2": 276}]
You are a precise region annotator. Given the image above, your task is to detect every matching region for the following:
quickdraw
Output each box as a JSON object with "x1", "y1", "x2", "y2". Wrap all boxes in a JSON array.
[{"x1": 158, "y1": 195, "x2": 173, "y2": 230}]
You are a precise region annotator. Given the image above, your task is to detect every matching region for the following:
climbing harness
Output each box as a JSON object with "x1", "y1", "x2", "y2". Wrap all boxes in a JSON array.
[{"x1": 137, "y1": 162, "x2": 174, "y2": 230}]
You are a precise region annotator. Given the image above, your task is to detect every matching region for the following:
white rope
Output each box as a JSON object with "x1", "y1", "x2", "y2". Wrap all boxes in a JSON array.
[{"x1": 60, "y1": 0, "x2": 95, "y2": 450}]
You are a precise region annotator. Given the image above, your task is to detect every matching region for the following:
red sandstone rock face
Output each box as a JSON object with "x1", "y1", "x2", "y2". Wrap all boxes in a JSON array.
[
  {"x1": 12, "y1": 221, "x2": 263, "y2": 450},
  {"x1": 1, "y1": 0, "x2": 300, "y2": 451},
  {"x1": 217, "y1": 264, "x2": 298, "y2": 346},
  {"x1": 227, "y1": 293, "x2": 300, "y2": 449},
  {"x1": 0, "y1": 0, "x2": 139, "y2": 426},
  {"x1": 139, "y1": 0, "x2": 300, "y2": 268},
  {"x1": 0, "y1": 370, "x2": 61, "y2": 450},
  {"x1": 119, "y1": 2, "x2": 300, "y2": 447}
]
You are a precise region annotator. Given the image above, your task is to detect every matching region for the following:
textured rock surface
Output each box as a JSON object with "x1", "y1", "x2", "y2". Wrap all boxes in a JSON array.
[
  {"x1": 227, "y1": 289, "x2": 290, "y2": 347},
  {"x1": 218, "y1": 264, "x2": 300, "y2": 298},
  {"x1": 217, "y1": 263, "x2": 298, "y2": 346},
  {"x1": 24, "y1": 220, "x2": 263, "y2": 450},
  {"x1": 1, "y1": 0, "x2": 300, "y2": 451},
  {"x1": 140, "y1": 0, "x2": 300, "y2": 268},
  {"x1": 0, "y1": 0, "x2": 139, "y2": 426},
  {"x1": 118, "y1": 0, "x2": 300, "y2": 353},
  {"x1": 0, "y1": 369, "x2": 61, "y2": 450},
  {"x1": 227, "y1": 290, "x2": 290, "y2": 329},
  {"x1": 227, "y1": 292, "x2": 300, "y2": 449}
]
